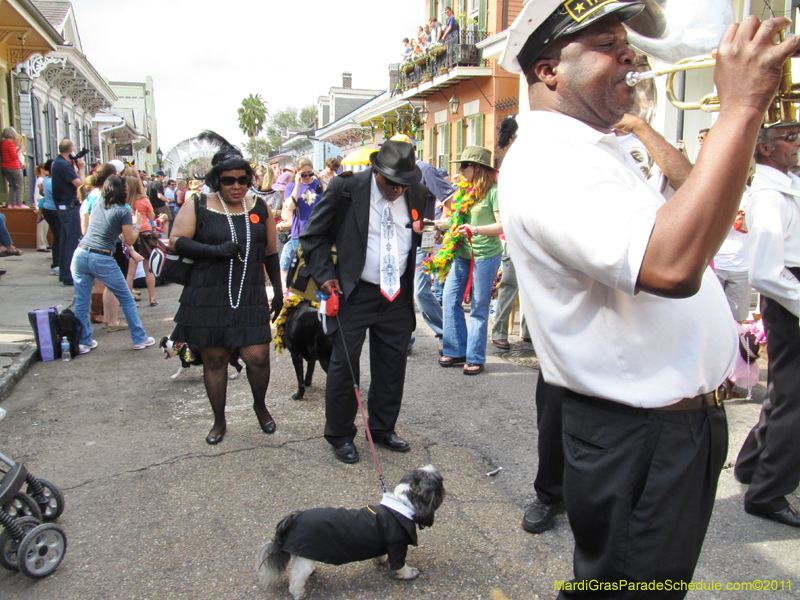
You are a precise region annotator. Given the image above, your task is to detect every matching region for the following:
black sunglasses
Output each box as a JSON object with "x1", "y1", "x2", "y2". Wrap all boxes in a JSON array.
[
  {"x1": 299, "y1": 171, "x2": 315, "y2": 178},
  {"x1": 459, "y1": 162, "x2": 474, "y2": 170},
  {"x1": 219, "y1": 175, "x2": 249, "y2": 186},
  {"x1": 775, "y1": 131, "x2": 799, "y2": 143},
  {"x1": 384, "y1": 177, "x2": 408, "y2": 189}
]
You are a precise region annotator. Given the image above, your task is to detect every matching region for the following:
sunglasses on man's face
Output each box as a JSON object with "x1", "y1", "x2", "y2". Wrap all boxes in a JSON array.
[
  {"x1": 219, "y1": 175, "x2": 250, "y2": 186},
  {"x1": 775, "y1": 131, "x2": 800, "y2": 143},
  {"x1": 384, "y1": 177, "x2": 408, "y2": 189}
]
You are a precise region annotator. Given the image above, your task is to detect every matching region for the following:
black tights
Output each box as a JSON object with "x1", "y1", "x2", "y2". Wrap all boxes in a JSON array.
[{"x1": 200, "y1": 344, "x2": 273, "y2": 437}]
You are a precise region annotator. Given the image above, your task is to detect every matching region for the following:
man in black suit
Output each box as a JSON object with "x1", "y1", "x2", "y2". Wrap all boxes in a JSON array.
[{"x1": 300, "y1": 141, "x2": 427, "y2": 463}]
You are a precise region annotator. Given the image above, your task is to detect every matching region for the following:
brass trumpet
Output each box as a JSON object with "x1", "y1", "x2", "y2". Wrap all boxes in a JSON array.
[{"x1": 623, "y1": 0, "x2": 800, "y2": 125}]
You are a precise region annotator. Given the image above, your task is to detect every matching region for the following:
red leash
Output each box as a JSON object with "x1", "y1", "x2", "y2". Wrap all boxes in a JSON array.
[{"x1": 462, "y1": 228, "x2": 475, "y2": 304}]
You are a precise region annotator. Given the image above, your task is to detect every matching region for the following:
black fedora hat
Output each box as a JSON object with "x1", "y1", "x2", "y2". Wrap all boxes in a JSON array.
[{"x1": 370, "y1": 140, "x2": 422, "y2": 186}]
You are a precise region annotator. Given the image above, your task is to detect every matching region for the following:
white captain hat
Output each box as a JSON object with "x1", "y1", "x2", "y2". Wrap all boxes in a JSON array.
[{"x1": 498, "y1": 0, "x2": 644, "y2": 75}]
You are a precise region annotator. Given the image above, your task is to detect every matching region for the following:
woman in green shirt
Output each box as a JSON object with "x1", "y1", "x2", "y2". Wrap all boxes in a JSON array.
[{"x1": 437, "y1": 146, "x2": 503, "y2": 375}]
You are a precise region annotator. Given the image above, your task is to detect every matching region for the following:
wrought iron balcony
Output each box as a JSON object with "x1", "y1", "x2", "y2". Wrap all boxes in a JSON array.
[{"x1": 396, "y1": 29, "x2": 488, "y2": 93}]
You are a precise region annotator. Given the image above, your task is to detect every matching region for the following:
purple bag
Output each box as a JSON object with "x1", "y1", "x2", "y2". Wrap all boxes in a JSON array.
[{"x1": 28, "y1": 307, "x2": 60, "y2": 361}]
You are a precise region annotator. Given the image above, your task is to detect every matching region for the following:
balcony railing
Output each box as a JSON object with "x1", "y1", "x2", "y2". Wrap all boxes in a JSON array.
[{"x1": 396, "y1": 30, "x2": 488, "y2": 92}]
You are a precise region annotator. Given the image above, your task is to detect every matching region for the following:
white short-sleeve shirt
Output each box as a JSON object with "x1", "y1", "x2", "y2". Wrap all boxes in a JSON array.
[{"x1": 499, "y1": 111, "x2": 737, "y2": 408}]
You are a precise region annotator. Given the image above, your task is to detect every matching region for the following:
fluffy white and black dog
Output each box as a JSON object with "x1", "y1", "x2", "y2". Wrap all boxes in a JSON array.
[
  {"x1": 256, "y1": 465, "x2": 445, "y2": 599},
  {"x1": 159, "y1": 337, "x2": 243, "y2": 380}
]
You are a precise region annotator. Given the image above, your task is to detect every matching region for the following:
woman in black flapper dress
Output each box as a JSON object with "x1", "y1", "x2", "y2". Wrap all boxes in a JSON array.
[{"x1": 170, "y1": 132, "x2": 283, "y2": 444}]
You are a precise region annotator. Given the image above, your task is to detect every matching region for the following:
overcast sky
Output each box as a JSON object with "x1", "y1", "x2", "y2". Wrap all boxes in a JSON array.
[{"x1": 71, "y1": 0, "x2": 422, "y2": 152}]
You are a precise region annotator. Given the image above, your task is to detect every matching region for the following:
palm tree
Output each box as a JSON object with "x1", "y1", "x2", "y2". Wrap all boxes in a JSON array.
[{"x1": 237, "y1": 94, "x2": 268, "y2": 162}]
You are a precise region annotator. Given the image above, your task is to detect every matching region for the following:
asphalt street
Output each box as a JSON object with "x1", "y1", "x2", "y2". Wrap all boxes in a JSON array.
[{"x1": 0, "y1": 253, "x2": 798, "y2": 599}]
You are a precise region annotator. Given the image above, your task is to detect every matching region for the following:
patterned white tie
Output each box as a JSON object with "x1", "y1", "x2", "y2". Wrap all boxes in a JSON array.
[{"x1": 380, "y1": 198, "x2": 400, "y2": 301}]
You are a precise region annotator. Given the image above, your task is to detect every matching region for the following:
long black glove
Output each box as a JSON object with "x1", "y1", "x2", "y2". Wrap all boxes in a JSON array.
[
  {"x1": 175, "y1": 237, "x2": 239, "y2": 259},
  {"x1": 264, "y1": 252, "x2": 283, "y2": 322}
]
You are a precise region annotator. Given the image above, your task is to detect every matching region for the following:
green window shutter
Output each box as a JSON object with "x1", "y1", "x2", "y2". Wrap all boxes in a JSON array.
[
  {"x1": 475, "y1": 113, "x2": 484, "y2": 147},
  {"x1": 429, "y1": 126, "x2": 436, "y2": 164},
  {"x1": 455, "y1": 118, "x2": 464, "y2": 158},
  {"x1": 443, "y1": 122, "x2": 451, "y2": 170},
  {"x1": 479, "y1": 0, "x2": 487, "y2": 31},
  {"x1": 430, "y1": 0, "x2": 436, "y2": 20},
  {"x1": 416, "y1": 142, "x2": 424, "y2": 161}
]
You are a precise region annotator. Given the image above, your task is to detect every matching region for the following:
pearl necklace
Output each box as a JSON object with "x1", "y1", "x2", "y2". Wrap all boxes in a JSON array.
[{"x1": 218, "y1": 192, "x2": 251, "y2": 310}]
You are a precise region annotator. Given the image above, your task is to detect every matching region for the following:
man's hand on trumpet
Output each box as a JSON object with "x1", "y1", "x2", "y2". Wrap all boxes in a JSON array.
[{"x1": 714, "y1": 16, "x2": 800, "y2": 119}]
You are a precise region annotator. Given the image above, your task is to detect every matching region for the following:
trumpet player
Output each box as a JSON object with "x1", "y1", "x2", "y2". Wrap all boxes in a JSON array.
[{"x1": 498, "y1": 0, "x2": 800, "y2": 596}]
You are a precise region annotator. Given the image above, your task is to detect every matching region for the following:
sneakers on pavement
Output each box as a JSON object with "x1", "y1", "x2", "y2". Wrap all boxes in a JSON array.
[
  {"x1": 50, "y1": 267, "x2": 59, "y2": 276},
  {"x1": 133, "y1": 336, "x2": 155, "y2": 350},
  {"x1": 78, "y1": 340, "x2": 98, "y2": 354}
]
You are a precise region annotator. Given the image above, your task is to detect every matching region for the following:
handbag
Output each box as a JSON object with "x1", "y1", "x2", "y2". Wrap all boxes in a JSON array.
[
  {"x1": 286, "y1": 188, "x2": 351, "y2": 301},
  {"x1": 148, "y1": 194, "x2": 206, "y2": 285}
]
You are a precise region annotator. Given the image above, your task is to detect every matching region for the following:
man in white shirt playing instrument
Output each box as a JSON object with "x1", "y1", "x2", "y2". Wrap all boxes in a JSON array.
[
  {"x1": 497, "y1": 0, "x2": 800, "y2": 594},
  {"x1": 734, "y1": 122, "x2": 800, "y2": 528}
]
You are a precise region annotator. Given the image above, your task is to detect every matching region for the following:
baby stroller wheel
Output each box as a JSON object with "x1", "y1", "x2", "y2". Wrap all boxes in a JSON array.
[
  {"x1": 17, "y1": 523, "x2": 67, "y2": 577},
  {"x1": 3, "y1": 492, "x2": 43, "y2": 522},
  {"x1": 0, "y1": 516, "x2": 40, "y2": 571},
  {"x1": 28, "y1": 479, "x2": 65, "y2": 522}
]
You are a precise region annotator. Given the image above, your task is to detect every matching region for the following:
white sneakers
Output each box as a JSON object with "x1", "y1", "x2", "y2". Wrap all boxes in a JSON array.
[
  {"x1": 133, "y1": 336, "x2": 155, "y2": 350},
  {"x1": 78, "y1": 340, "x2": 98, "y2": 354}
]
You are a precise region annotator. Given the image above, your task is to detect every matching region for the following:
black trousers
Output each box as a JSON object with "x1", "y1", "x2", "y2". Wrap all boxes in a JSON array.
[
  {"x1": 41, "y1": 208, "x2": 60, "y2": 269},
  {"x1": 735, "y1": 294, "x2": 800, "y2": 512},
  {"x1": 559, "y1": 392, "x2": 727, "y2": 600},
  {"x1": 324, "y1": 280, "x2": 414, "y2": 447},
  {"x1": 534, "y1": 370, "x2": 565, "y2": 505},
  {"x1": 56, "y1": 205, "x2": 80, "y2": 284}
]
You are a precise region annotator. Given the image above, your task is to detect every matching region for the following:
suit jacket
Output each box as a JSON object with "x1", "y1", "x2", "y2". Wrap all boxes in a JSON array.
[
  {"x1": 280, "y1": 505, "x2": 417, "y2": 570},
  {"x1": 300, "y1": 167, "x2": 428, "y2": 311}
]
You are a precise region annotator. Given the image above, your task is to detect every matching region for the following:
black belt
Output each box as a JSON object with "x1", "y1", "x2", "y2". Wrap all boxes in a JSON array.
[
  {"x1": 78, "y1": 243, "x2": 111, "y2": 256},
  {"x1": 656, "y1": 385, "x2": 726, "y2": 411},
  {"x1": 571, "y1": 385, "x2": 726, "y2": 413}
]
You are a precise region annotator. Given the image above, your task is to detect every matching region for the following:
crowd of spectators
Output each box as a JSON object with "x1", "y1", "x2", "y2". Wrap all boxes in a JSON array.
[{"x1": 399, "y1": 6, "x2": 459, "y2": 62}]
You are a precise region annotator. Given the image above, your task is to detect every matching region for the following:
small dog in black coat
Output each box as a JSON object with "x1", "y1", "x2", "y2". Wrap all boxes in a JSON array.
[
  {"x1": 159, "y1": 337, "x2": 243, "y2": 380},
  {"x1": 257, "y1": 465, "x2": 445, "y2": 600},
  {"x1": 281, "y1": 301, "x2": 332, "y2": 400}
]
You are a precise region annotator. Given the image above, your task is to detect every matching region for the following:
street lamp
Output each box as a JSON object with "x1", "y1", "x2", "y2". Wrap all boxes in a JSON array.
[
  {"x1": 15, "y1": 68, "x2": 32, "y2": 94},
  {"x1": 156, "y1": 147, "x2": 163, "y2": 167},
  {"x1": 448, "y1": 92, "x2": 460, "y2": 115},
  {"x1": 417, "y1": 105, "x2": 429, "y2": 124}
]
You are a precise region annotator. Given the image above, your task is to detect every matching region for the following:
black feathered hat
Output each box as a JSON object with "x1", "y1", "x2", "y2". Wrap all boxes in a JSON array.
[{"x1": 197, "y1": 130, "x2": 253, "y2": 191}]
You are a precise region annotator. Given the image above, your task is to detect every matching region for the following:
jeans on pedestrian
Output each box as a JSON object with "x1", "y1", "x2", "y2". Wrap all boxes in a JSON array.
[
  {"x1": 414, "y1": 247, "x2": 443, "y2": 338},
  {"x1": 2, "y1": 168, "x2": 23, "y2": 205},
  {"x1": 71, "y1": 248, "x2": 148, "y2": 346},
  {"x1": 0, "y1": 213, "x2": 12, "y2": 246},
  {"x1": 57, "y1": 205, "x2": 80, "y2": 284},
  {"x1": 280, "y1": 237, "x2": 299, "y2": 271},
  {"x1": 442, "y1": 253, "x2": 502, "y2": 364}
]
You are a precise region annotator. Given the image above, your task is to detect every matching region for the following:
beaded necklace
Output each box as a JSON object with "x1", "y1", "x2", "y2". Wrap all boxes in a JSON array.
[{"x1": 217, "y1": 192, "x2": 251, "y2": 309}]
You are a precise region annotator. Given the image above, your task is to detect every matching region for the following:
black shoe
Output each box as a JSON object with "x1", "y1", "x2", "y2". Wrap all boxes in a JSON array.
[
  {"x1": 375, "y1": 432, "x2": 410, "y2": 452},
  {"x1": 334, "y1": 442, "x2": 359, "y2": 463},
  {"x1": 522, "y1": 499, "x2": 565, "y2": 534},
  {"x1": 260, "y1": 419, "x2": 276, "y2": 434},
  {"x1": 745, "y1": 504, "x2": 800, "y2": 527},
  {"x1": 205, "y1": 426, "x2": 226, "y2": 445}
]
